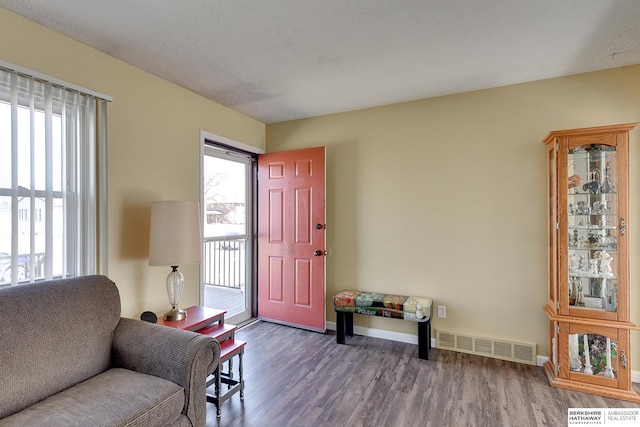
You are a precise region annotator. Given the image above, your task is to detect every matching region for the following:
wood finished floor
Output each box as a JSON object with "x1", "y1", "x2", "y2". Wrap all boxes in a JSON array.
[{"x1": 206, "y1": 321, "x2": 640, "y2": 427}]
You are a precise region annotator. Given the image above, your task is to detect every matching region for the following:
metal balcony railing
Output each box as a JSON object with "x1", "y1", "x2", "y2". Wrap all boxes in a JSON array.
[
  {"x1": 0, "y1": 252, "x2": 46, "y2": 284},
  {"x1": 203, "y1": 238, "x2": 245, "y2": 289}
]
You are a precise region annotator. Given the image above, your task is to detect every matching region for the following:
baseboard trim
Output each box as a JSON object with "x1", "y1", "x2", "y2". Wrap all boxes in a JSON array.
[
  {"x1": 326, "y1": 321, "x2": 639, "y2": 383},
  {"x1": 536, "y1": 355, "x2": 548, "y2": 367}
]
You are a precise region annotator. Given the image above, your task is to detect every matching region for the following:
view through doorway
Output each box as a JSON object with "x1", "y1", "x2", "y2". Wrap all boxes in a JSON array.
[{"x1": 201, "y1": 143, "x2": 255, "y2": 325}]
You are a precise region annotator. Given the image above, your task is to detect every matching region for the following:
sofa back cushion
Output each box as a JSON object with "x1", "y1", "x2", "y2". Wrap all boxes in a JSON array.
[{"x1": 0, "y1": 275, "x2": 121, "y2": 419}]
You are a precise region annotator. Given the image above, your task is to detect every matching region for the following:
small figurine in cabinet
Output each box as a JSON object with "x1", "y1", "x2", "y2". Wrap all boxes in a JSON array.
[
  {"x1": 570, "y1": 253, "x2": 580, "y2": 272},
  {"x1": 569, "y1": 230, "x2": 579, "y2": 247},
  {"x1": 599, "y1": 252, "x2": 613, "y2": 276},
  {"x1": 579, "y1": 254, "x2": 588, "y2": 272},
  {"x1": 576, "y1": 281, "x2": 586, "y2": 306}
]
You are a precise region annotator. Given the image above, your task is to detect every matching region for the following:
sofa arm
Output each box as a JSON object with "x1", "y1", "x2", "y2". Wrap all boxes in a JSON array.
[{"x1": 112, "y1": 317, "x2": 220, "y2": 427}]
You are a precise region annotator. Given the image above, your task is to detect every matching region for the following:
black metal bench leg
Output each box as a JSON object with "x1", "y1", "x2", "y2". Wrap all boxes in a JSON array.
[
  {"x1": 345, "y1": 312, "x2": 353, "y2": 336},
  {"x1": 336, "y1": 311, "x2": 354, "y2": 344},
  {"x1": 418, "y1": 320, "x2": 430, "y2": 360},
  {"x1": 336, "y1": 311, "x2": 345, "y2": 344}
]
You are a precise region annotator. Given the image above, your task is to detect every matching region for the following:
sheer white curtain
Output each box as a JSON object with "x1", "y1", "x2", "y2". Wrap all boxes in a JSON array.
[{"x1": 0, "y1": 63, "x2": 109, "y2": 285}]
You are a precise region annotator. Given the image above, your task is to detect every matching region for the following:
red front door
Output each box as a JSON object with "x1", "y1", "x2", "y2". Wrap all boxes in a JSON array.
[{"x1": 257, "y1": 147, "x2": 326, "y2": 332}]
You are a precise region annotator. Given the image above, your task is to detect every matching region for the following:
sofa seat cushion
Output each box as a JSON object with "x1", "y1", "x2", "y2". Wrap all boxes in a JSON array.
[{"x1": 0, "y1": 368, "x2": 185, "y2": 427}]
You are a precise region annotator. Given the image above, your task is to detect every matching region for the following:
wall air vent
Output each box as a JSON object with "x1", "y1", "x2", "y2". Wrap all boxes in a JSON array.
[{"x1": 436, "y1": 330, "x2": 536, "y2": 365}]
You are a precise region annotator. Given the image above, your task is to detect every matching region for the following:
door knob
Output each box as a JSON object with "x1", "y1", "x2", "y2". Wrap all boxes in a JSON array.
[
  {"x1": 316, "y1": 223, "x2": 324, "y2": 230},
  {"x1": 314, "y1": 250, "x2": 323, "y2": 256}
]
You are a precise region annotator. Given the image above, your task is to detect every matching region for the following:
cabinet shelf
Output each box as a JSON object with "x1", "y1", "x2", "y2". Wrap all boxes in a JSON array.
[
  {"x1": 569, "y1": 192, "x2": 617, "y2": 196},
  {"x1": 569, "y1": 218, "x2": 616, "y2": 221},
  {"x1": 568, "y1": 225, "x2": 616, "y2": 230},
  {"x1": 568, "y1": 249, "x2": 616, "y2": 254},
  {"x1": 568, "y1": 272, "x2": 615, "y2": 279}
]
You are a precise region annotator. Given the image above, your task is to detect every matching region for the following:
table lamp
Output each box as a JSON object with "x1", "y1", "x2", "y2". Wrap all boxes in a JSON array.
[{"x1": 149, "y1": 200, "x2": 201, "y2": 321}]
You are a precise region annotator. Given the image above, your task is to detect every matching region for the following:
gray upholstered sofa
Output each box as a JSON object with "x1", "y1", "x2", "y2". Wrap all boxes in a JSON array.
[{"x1": 0, "y1": 275, "x2": 220, "y2": 427}]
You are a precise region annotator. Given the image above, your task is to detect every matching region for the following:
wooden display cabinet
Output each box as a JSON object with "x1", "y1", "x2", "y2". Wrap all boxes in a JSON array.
[{"x1": 543, "y1": 123, "x2": 640, "y2": 402}]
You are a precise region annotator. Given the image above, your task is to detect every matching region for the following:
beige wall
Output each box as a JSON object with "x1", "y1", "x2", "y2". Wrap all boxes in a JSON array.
[
  {"x1": 266, "y1": 65, "x2": 640, "y2": 363},
  {"x1": 0, "y1": 8, "x2": 265, "y2": 317}
]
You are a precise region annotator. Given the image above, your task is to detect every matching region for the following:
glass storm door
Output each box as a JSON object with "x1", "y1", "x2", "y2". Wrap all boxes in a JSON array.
[{"x1": 202, "y1": 146, "x2": 253, "y2": 325}]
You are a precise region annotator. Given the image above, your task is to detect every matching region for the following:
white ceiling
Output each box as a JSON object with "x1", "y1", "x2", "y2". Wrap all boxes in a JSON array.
[{"x1": 2, "y1": 0, "x2": 640, "y2": 123}]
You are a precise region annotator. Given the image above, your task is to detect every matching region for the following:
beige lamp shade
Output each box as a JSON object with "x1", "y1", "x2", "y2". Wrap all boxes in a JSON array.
[{"x1": 149, "y1": 201, "x2": 201, "y2": 266}]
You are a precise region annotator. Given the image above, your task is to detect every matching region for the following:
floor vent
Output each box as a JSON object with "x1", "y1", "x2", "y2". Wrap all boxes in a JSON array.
[{"x1": 436, "y1": 330, "x2": 536, "y2": 365}]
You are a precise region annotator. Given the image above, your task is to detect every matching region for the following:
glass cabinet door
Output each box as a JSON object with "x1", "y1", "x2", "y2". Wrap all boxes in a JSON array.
[
  {"x1": 566, "y1": 143, "x2": 620, "y2": 318},
  {"x1": 569, "y1": 331, "x2": 618, "y2": 379},
  {"x1": 565, "y1": 323, "x2": 629, "y2": 390}
]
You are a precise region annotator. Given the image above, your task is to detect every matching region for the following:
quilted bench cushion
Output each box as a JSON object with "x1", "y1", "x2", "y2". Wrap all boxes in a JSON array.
[
  {"x1": 0, "y1": 368, "x2": 186, "y2": 427},
  {"x1": 333, "y1": 290, "x2": 432, "y2": 321}
]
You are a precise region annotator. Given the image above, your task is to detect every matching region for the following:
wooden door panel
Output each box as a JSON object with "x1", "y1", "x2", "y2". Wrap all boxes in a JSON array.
[
  {"x1": 268, "y1": 256, "x2": 284, "y2": 302},
  {"x1": 268, "y1": 189, "x2": 284, "y2": 242},
  {"x1": 258, "y1": 147, "x2": 325, "y2": 332},
  {"x1": 295, "y1": 188, "x2": 311, "y2": 244},
  {"x1": 294, "y1": 258, "x2": 311, "y2": 306}
]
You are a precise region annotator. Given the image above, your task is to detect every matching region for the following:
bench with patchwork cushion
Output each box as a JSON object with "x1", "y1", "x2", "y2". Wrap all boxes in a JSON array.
[{"x1": 333, "y1": 290, "x2": 432, "y2": 359}]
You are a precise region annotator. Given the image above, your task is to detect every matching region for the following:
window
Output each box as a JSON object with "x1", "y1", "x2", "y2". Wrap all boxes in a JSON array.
[{"x1": 0, "y1": 63, "x2": 109, "y2": 285}]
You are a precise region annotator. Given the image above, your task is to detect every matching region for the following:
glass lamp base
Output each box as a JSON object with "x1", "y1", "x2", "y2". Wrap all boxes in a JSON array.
[
  {"x1": 163, "y1": 307, "x2": 187, "y2": 321},
  {"x1": 164, "y1": 266, "x2": 186, "y2": 321}
]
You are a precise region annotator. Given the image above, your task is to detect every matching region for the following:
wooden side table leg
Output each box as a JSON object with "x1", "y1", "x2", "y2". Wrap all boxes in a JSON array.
[
  {"x1": 239, "y1": 350, "x2": 245, "y2": 400},
  {"x1": 216, "y1": 365, "x2": 222, "y2": 418}
]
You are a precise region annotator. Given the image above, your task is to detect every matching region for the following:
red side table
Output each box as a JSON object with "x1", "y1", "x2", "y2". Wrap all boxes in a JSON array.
[{"x1": 158, "y1": 305, "x2": 246, "y2": 418}]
